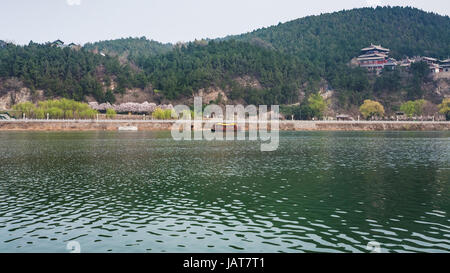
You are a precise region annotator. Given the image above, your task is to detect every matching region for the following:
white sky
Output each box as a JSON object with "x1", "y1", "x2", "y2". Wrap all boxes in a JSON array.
[{"x1": 0, "y1": 0, "x2": 449, "y2": 45}]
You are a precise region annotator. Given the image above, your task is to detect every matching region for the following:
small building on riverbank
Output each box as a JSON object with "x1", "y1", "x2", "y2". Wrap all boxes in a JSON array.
[{"x1": 336, "y1": 114, "x2": 354, "y2": 121}]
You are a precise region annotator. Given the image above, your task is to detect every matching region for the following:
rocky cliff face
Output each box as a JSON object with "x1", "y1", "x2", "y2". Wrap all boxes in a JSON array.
[
  {"x1": 429, "y1": 77, "x2": 450, "y2": 101},
  {"x1": 0, "y1": 88, "x2": 45, "y2": 109}
]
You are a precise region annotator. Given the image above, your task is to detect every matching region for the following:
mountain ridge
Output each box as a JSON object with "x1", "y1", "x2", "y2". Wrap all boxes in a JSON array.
[{"x1": 228, "y1": 7, "x2": 450, "y2": 64}]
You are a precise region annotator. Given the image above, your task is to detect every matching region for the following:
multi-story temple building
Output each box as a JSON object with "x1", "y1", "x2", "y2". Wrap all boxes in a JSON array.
[
  {"x1": 355, "y1": 44, "x2": 449, "y2": 77},
  {"x1": 357, "y1": 44, "x2": 396, "y2": 72}
]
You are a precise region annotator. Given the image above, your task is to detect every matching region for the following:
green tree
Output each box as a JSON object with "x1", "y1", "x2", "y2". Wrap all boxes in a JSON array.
[
  {"x1": 163, "y1": 109, "x2": 175, "y2": 119},
  {"x1": 79, "y1": 109, "x2": 97, "y2": 119},
  {"x1": 359, "y1": 100, "x2": 385, "y2": 119},
  {"x1": 64, "y1": 110, "x2": 74, "y2": 119},
  {"x1": 152, "y1": 108, "x2": 165, "y2": 119},
  {"x1": 280, "y1": 105, "x2": 295, "y2": 120},
  {"x1": 400, "y1": 99, "x2": 426, "y2": 117},
  {"x1": 438, "y1": 98, "x2": 450, "y2": 121},
  {"x1": 410, "y1": 62, "x2": 429, "y2": 82},
  {"x1": 48, "y1": 107, "x2": 64, "y2": 119},
  {"x1": 11, "y1": 99, "x2": 97, "y2": 120},
  {"x1": 104, "y1": 90, "x2": 116, "y2": 103},
  {"x1": 307, "y1": 93, "x2": 328, "y2": 119},
  {"x1": 34, "y1": 108, "x2": 45, "y2": 119},
  {"x1": 106, "y1": 108, "x2": 117, "y2": 119},
  {"x1": 12, "y1": 102, "x2": 35, "y2": 118}
]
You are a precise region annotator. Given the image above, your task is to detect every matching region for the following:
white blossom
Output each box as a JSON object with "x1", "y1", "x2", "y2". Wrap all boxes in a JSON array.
[{"x1": 90, "y1": 101, "x2": 161, "y2": 113}]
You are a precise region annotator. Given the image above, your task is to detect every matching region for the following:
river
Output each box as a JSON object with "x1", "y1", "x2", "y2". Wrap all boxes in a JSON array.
[{"x1": 0, "y1": 131, "x2": 449, "y2": 252}]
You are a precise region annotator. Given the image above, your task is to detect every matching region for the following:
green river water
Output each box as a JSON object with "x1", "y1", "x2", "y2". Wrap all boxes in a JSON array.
[{"x1": 0, "y1": 131, "x2": 449, "y2": 253}]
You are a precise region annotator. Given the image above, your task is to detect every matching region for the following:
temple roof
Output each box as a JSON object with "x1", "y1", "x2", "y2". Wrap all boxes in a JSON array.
[
  {"x1": 357, "y1": 53, "x2": 388, "y2": 61},
  {"x1": 422, "y1": 57, "x2": 438, "y2": 62},
  {"x1": 358, "y1": 53, "x2": 388, "y2": 58},
  {"x1": 361, "y1": 44, "x2": 390, "y2": 52},
  {"x1": 357, "y1": 56, "x2": 386, "y2": 61}
]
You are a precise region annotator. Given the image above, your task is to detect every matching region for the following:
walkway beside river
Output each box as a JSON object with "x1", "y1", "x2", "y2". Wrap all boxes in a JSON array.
[{"x1": 1, "y1": 120, "x2": 449, "y2": 131}]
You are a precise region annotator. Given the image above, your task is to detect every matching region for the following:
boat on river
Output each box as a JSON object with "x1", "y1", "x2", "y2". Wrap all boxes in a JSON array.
[{"x1": 211, "y1": 122, "x2": 238, "y2": 132}]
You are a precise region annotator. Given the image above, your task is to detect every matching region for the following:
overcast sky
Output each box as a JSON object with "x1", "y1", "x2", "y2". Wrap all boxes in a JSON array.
[{"x1": 1, "y1": 0, "x2": 449, "y2": 45}]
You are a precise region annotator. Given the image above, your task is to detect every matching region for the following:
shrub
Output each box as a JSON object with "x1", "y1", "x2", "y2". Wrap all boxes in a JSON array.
[
  {"x1": 152, "y1": 108, "x2": 176, "y2": 120},
  {"x1": 152, "y1": 108, "x2": 165, "y2": 119},
  {"x1": 106, "y1": 108, "x2": 117, "y2": 119}
]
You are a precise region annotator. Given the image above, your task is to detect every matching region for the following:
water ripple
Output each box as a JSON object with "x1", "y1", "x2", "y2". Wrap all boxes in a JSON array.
[{"x1": 0, "y1": 131, "x2": 449, "y2": 252}]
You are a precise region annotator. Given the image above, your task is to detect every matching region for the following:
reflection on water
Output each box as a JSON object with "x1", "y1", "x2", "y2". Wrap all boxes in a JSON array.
[{"x1": 0, "y1": 131, "x2": 449, "y2": 253}]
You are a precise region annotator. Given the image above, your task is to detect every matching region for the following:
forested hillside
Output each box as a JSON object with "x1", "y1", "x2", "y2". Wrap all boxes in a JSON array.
[
  {"x1": 136, "y1": 40, "x2": 320, "y2": 104},
  {"x1": 1, "y1": 7, "x2": 449, "y2": 113},
  {"x1": 136, "y1": 7, "x2": 449, "y2": 106},
  {"x1": 0, "y1": 42, "x2": 146, "y2": 102},
  {"x1": 231, "y1": 6, "x2": 450, "y2": 70},
  {"x1": 84, "y1": 37, "x2": 173, "y2": 62}
]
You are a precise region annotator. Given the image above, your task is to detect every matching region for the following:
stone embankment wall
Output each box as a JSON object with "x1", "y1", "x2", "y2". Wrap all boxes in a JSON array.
[
  {"x1": 278, "y1": 121, "x2": 450, "y2": 131},
  {"x1": 1, "y1": 120, "x2": 449, "y2": 131},
  {"x1": 0, "y1": 120, "x2": 173, "y2": 131}
]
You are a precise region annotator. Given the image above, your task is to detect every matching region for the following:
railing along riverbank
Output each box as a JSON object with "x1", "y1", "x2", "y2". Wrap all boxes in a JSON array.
[{"x1": 0, "y1": 119, "x2": 449, "y2": 131}]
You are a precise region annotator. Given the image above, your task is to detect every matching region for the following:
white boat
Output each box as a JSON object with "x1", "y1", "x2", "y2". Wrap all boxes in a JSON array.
[{"x1": 118, "y1": 126, "x2": 138, "y2": 131}]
